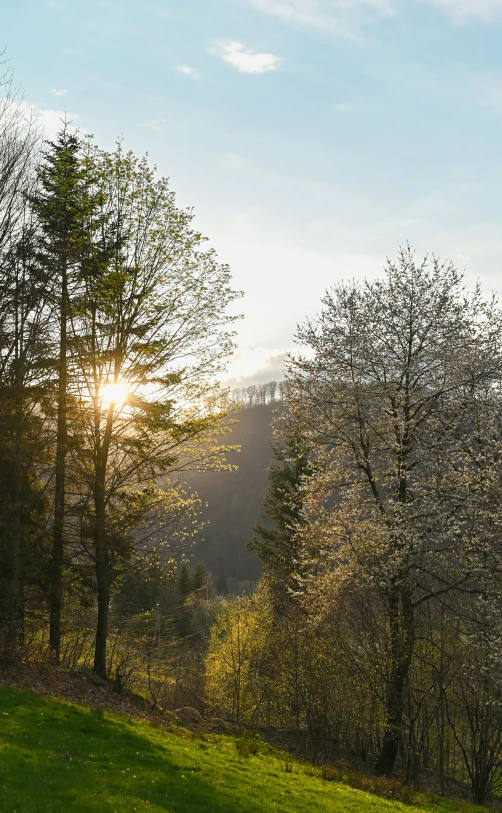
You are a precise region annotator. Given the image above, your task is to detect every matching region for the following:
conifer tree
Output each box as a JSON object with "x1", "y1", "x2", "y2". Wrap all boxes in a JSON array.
[
  {"x1": 216, "y1": 573, "x2": 229, "y2": 596},
  {"x1": 178, "y1": 563, "x2": 191, "y2": 600},
  {"x1": 0, "y1": 222, "x2": 52, "y2": 660},
  {"x1": 190, "y1": 561, "x2": 209, "y2": 596},
  {"x1": 30, "y1": 127, "x2": 103, "y2": 661},
  {"x1": 250, "y1": 423, "x2": 311, "y2": 603}
]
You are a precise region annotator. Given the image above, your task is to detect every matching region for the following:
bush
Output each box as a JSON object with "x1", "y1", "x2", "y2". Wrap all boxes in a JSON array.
[
  {"x1": 321, "y1": 766, "x2": 416, "y2": 805},
  {"x1": 235, "y1": 737, "x2": 260, "y2": 759}
]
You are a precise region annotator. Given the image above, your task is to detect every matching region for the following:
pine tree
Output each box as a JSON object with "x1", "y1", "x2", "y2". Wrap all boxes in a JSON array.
[
  {"x1": 216, "y1": 573, "x2": 229, "y2": 596},
  {"x1": 190, "y1": 561, "x2": 209, "y2": 596},
  {"x1": 249, "y1": 423, "x2": 311, "y2": 603},
  {"x1": 178, "y1": 562, "x2": 191, "y2": 600},
  {"x1": 30, "y1": 127, "x2": 102, "y2": 662}
]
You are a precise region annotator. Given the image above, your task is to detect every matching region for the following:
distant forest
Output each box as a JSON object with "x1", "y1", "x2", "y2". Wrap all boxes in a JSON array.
[
  {"x1": 231, "y1": 379, "x2": 290, "y2": 408},
  {"x1": 185, "y1": 385, "x2": 287, "y2": 589}
]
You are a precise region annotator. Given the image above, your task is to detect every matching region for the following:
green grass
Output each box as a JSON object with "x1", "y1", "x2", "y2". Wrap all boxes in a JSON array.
[{"x1": 0, "y1": 687, "x2": 488, "y2": 813}]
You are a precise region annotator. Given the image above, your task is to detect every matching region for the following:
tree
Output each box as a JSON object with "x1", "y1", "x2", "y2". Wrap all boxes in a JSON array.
[
  {"x1": 250, "y1": 417, "x2": 311, "y2": 606},
  {"x1": 287, "y1": 247, "x2": 502, "y2": 776},
  {"x1": 0, "y1": 70, "x2": 44, "y2": 661},
  {"x1": 0, "y1": 217, "x2": 52, "y2": 660},
  {"x1": 66, "y1": 143, "x2": 240, "y2": 678},
  {"x1": 205, "y1": 588, "x2": 273, "y2": 723},
  {"x1": 30, "y1": 127, "x2": 105, "y2": 662},
  {"x1": 190, "y1": 561, "x2": 210, "y2": 596},
  {"x1": 0, "y1": 58, "x2": 38, "y2": 257},
  {"x1": 216, "y1": 573, "x2": 229, "y2": 596}
]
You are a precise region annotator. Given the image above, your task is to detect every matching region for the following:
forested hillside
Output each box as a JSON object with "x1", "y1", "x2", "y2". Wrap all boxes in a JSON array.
[{"x1": 186, "y1": 399, "x2": 283, "y2": 586}]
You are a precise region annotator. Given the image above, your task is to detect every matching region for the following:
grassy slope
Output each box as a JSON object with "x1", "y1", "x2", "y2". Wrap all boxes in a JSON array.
[{"x1": 0, "y1": 687, "x2": 486, "y2": 813}]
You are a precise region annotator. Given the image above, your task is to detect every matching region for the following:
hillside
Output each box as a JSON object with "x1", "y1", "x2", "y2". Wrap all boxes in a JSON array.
[
  {"x1": 0, "y1": 686, "x2": 488, "y2": 813},
  {"x1": 185, "y1": 403, "x2": 280, "y2": 584}
]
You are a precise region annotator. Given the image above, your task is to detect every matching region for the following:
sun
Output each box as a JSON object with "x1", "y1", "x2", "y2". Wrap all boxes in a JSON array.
[{"x1": 101, "y1": 381, "x2": 130, "y2": 408}]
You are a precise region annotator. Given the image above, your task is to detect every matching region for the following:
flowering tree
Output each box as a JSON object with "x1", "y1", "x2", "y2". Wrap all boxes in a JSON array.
[{"x1": 287, "y1": 247, "x2": 502, "y2": 776}]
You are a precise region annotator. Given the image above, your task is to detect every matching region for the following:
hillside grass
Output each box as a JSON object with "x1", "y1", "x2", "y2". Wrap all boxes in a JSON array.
[{"x1": 0, "y1": 686, "x2": 489, "y2": 813}]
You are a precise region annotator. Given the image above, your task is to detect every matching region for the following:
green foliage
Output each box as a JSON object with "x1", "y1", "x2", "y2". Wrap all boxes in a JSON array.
[
  {"x1": 234, "y1": 736, "x2": 261, "y2": 758},
  {"x1": 190, "y1": 562, "x2": 210, "y2": 596},
  {"x1": 205, "y1": 585, "x2": 274, "y2": 724},
  {"x1": 250, "y1": 419, "x2": 311, "y2": 604}
]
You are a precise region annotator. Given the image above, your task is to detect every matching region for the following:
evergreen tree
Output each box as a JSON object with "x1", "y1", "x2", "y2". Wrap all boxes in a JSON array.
[
  {"x1": 114, "y1": 550, "x2": 168, "y2": 617},
  {"x1": 249, "y1": 423, "x2": 311, "y2": 602},
  {"x1": 190, "y1": 561, "x2": 209, "y2": 596},
  {"x1": 0, "y1": 215, "x2": 53, "y2": 661},
  {"x1": 216, "y1": 573, "x2": 229, "y2": 596},
  {"x1": 30, "y1": 127, "x2": 103, "y2": 662},
  {"x1": 177, "y1": 562, "x2": 191, "y2": 600}
]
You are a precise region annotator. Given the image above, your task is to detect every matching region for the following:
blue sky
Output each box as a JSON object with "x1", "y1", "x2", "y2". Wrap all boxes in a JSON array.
[{"x1": 5, "y1": 0, "x2": 502, "y2": 385}]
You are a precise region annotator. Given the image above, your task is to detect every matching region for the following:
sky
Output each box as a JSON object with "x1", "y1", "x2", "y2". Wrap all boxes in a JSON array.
[{"x1": 4, "y1": 0, "x2": 502, "y2": 387}]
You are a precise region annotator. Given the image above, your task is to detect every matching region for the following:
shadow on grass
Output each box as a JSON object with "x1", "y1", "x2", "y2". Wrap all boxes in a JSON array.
[{"x1": 0, "y1": 687, "x2": 264, "y2": 813}]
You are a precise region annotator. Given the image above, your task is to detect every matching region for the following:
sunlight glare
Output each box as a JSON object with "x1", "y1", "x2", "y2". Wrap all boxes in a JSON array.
[{"x1": 101, "y1": 381, "x2": 129, "y2": 408}]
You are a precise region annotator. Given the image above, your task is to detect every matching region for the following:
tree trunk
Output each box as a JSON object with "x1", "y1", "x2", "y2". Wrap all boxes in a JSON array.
[
  {"x1": 5, "y1": 412, "x2": 23, "y2": 663},
  {"x1": 375, "y1": 588, "x2": 415, "y2": 777},
  {"x1": 49, "y1": 266, "x2": 68, "y2": 662},
  {"x1": 93, "y1": 567, "x2": 110, "y2": 680},
  {"x1": 93, "y1": 456, "x2": 109, "y2": 679},
  {"x1": 5, "y1": 296, "x2": 24, "y2": 664}
]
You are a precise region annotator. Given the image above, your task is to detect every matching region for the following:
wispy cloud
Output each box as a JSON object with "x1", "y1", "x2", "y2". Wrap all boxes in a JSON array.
[
  {"x1": 331, "y1": 101, "x2": 353, "y2": 111},
  {"x1": 49, "y1": 88, "x2": 68, "y2": 97},
  {"x1": 244, "y1": 0, "x2": 393, "y2": 35},
  {"x1": 212, "y1": 40, "x2": 279, "y2": 74},
  {"x1": 245, "y1": 0, "x2": 502, "y2": 33},
  {"x1": 175, "y1": 65, "x2": 199, "y2": 79},
  {"x1": 141, "y1": 118, "x2": 164, "y2": 130},
  {"x1": 418, "y1": 0, "x2": 502, "y2": 20}
]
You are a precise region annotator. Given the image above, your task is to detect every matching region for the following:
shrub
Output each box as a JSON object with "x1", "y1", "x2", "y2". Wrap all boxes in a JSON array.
[
  {"x1": 235, "y1": 737, "x2": 260, "y2": 759},
  {"x1": 321, "y1": 766, "x2": 416, "y2": 805}
]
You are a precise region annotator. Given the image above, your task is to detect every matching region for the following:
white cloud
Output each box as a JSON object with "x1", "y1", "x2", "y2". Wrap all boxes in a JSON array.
[
  {"x1": 331, "y1": 102, "x2": 353, "y2": 111},
  {"x1": 244, "y1": 0, "x2": 393, "y2": 34},
  {"x1": 176, "y1": 65, "x2": 199, "y2": 78},
  {"x1": 141, "y1": 118, "x2": 164, "y2": 130},
  {"x1": 49, "y1": 88, "x2": 68, "y2": 97},
  {"x1": 222, "y1": 347, "x2": 289, "y2": 389},
  {"x1": 24, "y1": 105, "x2": 79, "y2": 139},
  {"x1": 212, "y1": 41, "x2": 279, "y2": 74},
  {"x1": 37, "y1": 108, "x2": 72, "y2": 137},
  {"x1": 418, "y1": 0, "x2": 502, "y2": 20}
]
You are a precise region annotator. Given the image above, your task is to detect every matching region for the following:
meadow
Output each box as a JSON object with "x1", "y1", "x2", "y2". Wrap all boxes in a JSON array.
[{"x1": 0, "y1": 687, "x2": 489, "y2": 813}]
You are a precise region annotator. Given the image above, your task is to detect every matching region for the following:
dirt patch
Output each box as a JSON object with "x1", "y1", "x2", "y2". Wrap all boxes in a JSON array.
[{"x1": 0, "y1": 661, "x2": 171, "y2": 727}]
